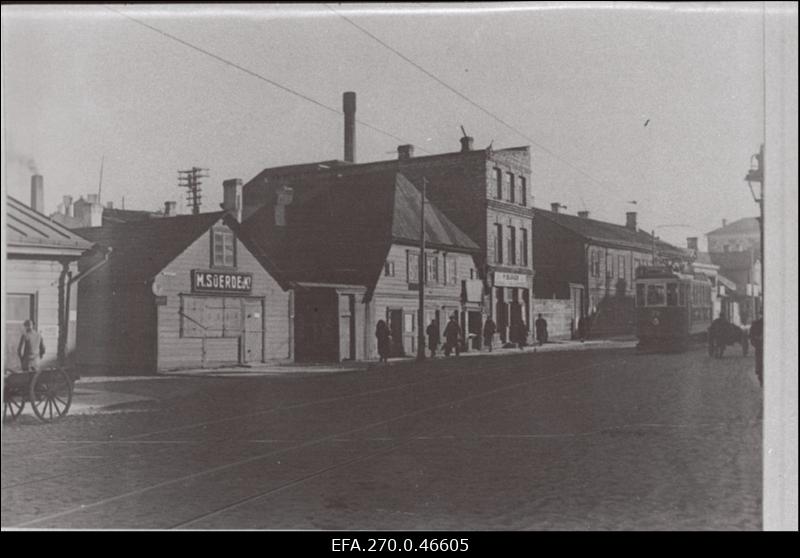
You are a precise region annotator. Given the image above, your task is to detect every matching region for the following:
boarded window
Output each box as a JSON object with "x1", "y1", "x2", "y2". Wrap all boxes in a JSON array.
[{"x1": 182, "y1": 296, "x2": 243, "y2": 338}]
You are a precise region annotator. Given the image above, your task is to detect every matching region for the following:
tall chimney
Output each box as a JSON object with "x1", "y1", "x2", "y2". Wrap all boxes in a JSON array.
[
  {"x1": 687, "y1": 237, "x2": 698, "y2": 251},
  {"x1": 164, "y1": 201, "x2": 177, "y2": 217},
  {"x1": 551, "y1": 202, "x2": 561, "y2": 213},
  {"x1": 398, "y1": 144, "x2": 414, "y2": 160},
  {"x1": 222, "y1": 179, "x2": 243, "y2": 222},
  {"x1": 30, "y1": 175, "x2": 44, "y2": 213},
  {"x1": 460, "y1": 136, "x2": 474, "y2": 152},
  {"x1": 343, "y1": 91, "x2": 356, "y2": 163},
  {"x1": 578, "y1": 211, "x2": 589, "y2": 219},
  {"x1": 626, "y1": 211, "x2": 637, "y2": 230}
]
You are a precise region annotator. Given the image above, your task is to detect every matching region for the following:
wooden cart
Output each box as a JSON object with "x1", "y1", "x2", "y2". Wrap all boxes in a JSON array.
[{"x1": 3, "y1": 368, "x2": 74, "y2": 423}]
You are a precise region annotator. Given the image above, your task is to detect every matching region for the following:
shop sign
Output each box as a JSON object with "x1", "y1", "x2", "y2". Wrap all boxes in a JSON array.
[
  {"x1": 465, "y1": 280, "x2": 483, "y2": 302},
  {"x1": 493, "y1": 272, "x2": 529, "y2": 289},
  {"x1": 192, "y1": 270, "x2": 253, "y2": 294}
]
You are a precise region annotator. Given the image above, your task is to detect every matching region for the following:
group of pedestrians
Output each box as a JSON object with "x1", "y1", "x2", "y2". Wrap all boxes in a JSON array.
[{"x1": 375, "y1": 313, "x2": 553, "y2": 363}]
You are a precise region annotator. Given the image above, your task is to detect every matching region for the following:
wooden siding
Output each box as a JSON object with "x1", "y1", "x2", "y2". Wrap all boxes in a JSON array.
[{"x1": 5, "y1": 258, "x2": 79, "y2": 370}]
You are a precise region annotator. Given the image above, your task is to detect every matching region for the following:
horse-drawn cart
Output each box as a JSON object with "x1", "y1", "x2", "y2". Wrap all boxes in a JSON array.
[{"x1": 3, "y1": 368, "x2": 74, "y2": 423}]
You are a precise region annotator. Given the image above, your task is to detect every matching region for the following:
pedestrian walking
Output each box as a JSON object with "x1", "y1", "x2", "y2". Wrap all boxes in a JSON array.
[
  {"x1": 535, "y1": 314, "x2": 548, "y2": 346},
  {"x1": 18, "y1": 320, "x2": 45, "y2": 371},
  {"x1": 483, "y1": 317, "x2": 496, "y2": 352},
  {"x1": 578, "y1": 314, "x2": 588, "y2": 342},
  {"x1": 708, "y1": 312, "x2": 728, "y2": 358},
  {"x1": 375, "y1": 319, "x2": 391, "y2": 364},
  {"x1": 426, "y1": 319, "x2": 440, "y2": 358},
  {"x1": 443, "y1": 314, "x2": 462, "y2": 357},
  {"x1": 749, "y1": 314, "x2": 763, "y2": 387}
]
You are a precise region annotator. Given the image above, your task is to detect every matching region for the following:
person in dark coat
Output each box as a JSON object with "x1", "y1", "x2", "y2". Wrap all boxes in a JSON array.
[
  {"x1": 483, "y1": 317, "x2": 496, "y2": 352},
  {"x1": 535, "y1": 314, "x2": 548, "y2": 346},
  {"x1": 426, "y1": 319, "x2": 440, "y2": 358},
  {"x1": 577, "y1": 315, "x2": 588, "y2": 342},
  {"x1": 708, "y1": 313, "x2": 728, "y2": 358},
  {"x1": 749, "y1": 314, "x2": 763, "y2": 387},
  {"x1": 18, "y1": 320, "x2": 45, "y2": 371},
  {"x1": 375, "y1": 320, "x2": 391, "y2": 364},
  {"x1": 443, "y1": 315, "x2": 462, "y2": 357},
  {"x1": 514, "y1": 319, "x2": 528, "y2": 350}
]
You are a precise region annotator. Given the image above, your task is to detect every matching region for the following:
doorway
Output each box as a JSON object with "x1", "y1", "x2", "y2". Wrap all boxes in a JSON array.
[{"x1": 387, "y1": 309, "x2": 404, "y2": 357}]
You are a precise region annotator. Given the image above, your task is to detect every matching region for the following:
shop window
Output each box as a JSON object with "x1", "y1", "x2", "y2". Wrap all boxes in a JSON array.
[{"x1": 212, "y1": 229, "x2": 236, "y2": 267}]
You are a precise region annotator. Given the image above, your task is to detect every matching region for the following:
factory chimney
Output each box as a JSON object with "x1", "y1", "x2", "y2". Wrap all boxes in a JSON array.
[
  {"x1": 550, "y1": 202, "x2": 561, "y2": 214},
  {"x1": 343, "y1": 92, "x2": 356, "y2": 163},
  {"x1": 30, "y1": 175, "x2": 44, "y2": 213}
]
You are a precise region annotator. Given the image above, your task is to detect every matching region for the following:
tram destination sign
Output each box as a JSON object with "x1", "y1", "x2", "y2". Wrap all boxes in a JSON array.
[{"x1": 191, "y1": 270, "x2": 253, "y2": 294}]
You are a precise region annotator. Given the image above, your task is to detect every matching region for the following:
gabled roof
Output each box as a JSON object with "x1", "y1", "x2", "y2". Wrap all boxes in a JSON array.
[
  {"x1": 708, "y1": 250, "x2": 759, "y2": 271},
  {"x1": 533, "y1": 207, "x2": 687, "y2": 257},
  {"x1": 241, "y1": 170, "x2": 478, "y2": 288},
  {"x1": 74, "y1": 211, "x2": 285, "y2": 287},
  {"x1": 6, "y1": 196, "x2": 93, "y2": 256},
  {"x1": 707, "y1": 217, "x2": 759, "y2": 236}
]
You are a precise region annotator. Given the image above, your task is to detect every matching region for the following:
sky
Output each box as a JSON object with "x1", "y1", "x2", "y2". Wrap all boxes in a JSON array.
[{"x1": 1, "y1": 2, "x2": 771, "y2": 249}]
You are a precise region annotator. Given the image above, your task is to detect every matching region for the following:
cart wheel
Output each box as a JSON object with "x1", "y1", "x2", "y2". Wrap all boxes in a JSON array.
[
  {"x1": 29, "y1": 369, "x2": 73, "y2": 423},
  {"x1": 3, "y1": 391, "x2": 25, "y2": 422}
]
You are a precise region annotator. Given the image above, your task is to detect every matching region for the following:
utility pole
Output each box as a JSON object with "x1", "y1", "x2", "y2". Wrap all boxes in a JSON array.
[
  {"x1": 178, "y1": 167, "x2": 209, "y2": 215},
  {"x1": 417, "y1": 177, "x2": 427, "y2": 362}
]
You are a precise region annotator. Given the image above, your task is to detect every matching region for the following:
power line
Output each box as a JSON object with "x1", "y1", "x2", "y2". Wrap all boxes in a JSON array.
[{"x1": 104, "y1": 6, "x2": 432, "y2": 154}]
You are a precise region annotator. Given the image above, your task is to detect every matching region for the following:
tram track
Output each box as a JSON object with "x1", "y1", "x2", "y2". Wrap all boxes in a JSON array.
[{"x1": 8, "y1": 353, "x2": 635, "y2": 529}]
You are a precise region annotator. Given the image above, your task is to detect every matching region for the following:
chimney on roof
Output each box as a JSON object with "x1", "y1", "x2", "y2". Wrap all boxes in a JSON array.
[
  {"x1": 88, "y1": 202, "x2": 103, "y2": 227},
  {"x1": 164, "y1": 201, "x2": 177, "y2": 217},
  {"x1": 460, "y1": 136, "x2": 474, "y2": 152},
  {"x1": 30, "y1": 175, "x2": 44, "y2": 213},
  {"x1": 626, "y1": 211, "x2": 637, "y2": 230},
  {"x1": 62, "y1": 195, "x2": 73, "y2": 217},
  {"x1": 687, "y1": 237, "x2": 698, "y2": 251},
  {"x1": 578, "y1": 211, "x2": 589, "y2": 219},
  {"x1": 87, "y1": 193, "x2": 99, "y2": 205},
  {"x1": 398, "y1": 144, "x2": 414, "y2": 160},
  {"x1": 106, "y1": 201, "x2": 114, "y2": 209},
  {"x1": 722, "y1": 218, "x2": 727, "y2": 227},
  {"x1": 275, "y1": 185, "x2": 294, "y2": 227},
  {"x1": 222, "y1": 179, "x2": 243, "y2": 222},
  {"x1": 550, "y1": 203, "x2": 561, "y2": 213},
  {"x1": 343, "y1": 91, "x2": 356, "y2": 163}
]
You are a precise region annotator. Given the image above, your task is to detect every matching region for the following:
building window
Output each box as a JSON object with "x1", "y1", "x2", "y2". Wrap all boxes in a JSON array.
[
  {"x1": 426, "y1": 255, "x2": 439, "y2": 284},
  {"x1": 384, "y1": 261, "x2": 395, "y2": 277},
  {"x1": 520, "y1": 228, "x2": 528, "y2": 267},
  {"x1": 407, "y1": 251, "x2": 419, "y2": 283},
  {"x1": 519, "y1": 177, "x2": 527, "y2": 206},
  {"x1": 495, "y1": 224, "x2": 503, "y2": 263},
  {"x1": 591, "y1": 250, "x2": 601, "y2": 277},
  {"x1": 618, "y1": 255, "x2": 626, "y2": 280},
  {"x1": 507, "y1": 226, "x2": 516, "y2": 265},
  {"x1": 212, "y1": 228, "x2": 236, "y2": 267},
  {"x1": 507, "y1": 173, "x2": 515, "y2": 203},
  {"x1": 495, "y1": 168, "x2": 503, "y2": 199},
  {"x1": 446, "y1": 257, "x2": 457, "y2": 285}
]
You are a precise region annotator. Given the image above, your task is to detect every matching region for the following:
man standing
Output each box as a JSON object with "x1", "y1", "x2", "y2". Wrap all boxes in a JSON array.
[
  {"x1": 443, "y1": 314, "x2": 462, "y2": 357},
  {"x1": 426, "y1": 319, "x2": 440, "y2": 358},
  {"x1": 483, "y1": 317, "x2": 496, "y2": 352},
  {"x1": 18, "y1": 320, "x2": 46, "y2": 371},
  {"x1": 535, "y1": 314, "x2": 548, "y2": 346},
  {"x1": 750, "y1": 314, "x2": 763, "y2": 387}
]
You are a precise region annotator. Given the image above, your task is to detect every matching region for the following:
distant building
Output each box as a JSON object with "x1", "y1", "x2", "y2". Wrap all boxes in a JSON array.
[
  {"x1": 690, "y1": 248, "x2": 742, "y2": 325},
  {"x1": 706, "y1": 217, "x2": 760, "y2": 257},
  {"x1": 532, "y1": 206, "x2": 690, "y2": 337},
  {"x1": 51, "y1": 195, "x2": 178, "y2": 229},
  {"x1": 6, "y1": 187, "x2": 92, "y2": 370}
]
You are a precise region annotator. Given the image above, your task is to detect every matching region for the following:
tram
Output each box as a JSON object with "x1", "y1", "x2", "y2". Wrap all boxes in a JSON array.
[{"x1": 634, "y1": 265, "x2": 713, "y2": 352}]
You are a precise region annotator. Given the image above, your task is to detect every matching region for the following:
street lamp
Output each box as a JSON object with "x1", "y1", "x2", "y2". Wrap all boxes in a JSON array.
[{"x1": 744, "y1": 144, "x2": 765, "y2": 316}]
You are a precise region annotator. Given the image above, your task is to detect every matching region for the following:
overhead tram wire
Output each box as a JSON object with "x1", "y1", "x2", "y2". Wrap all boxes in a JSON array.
[{"x1": 104, "y1": 6, "x2": 432, "y2": 155}]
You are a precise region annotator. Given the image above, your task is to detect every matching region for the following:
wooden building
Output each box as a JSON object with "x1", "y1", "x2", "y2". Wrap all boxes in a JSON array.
[
  {"x1": 5, "y1": 195, "x2": 92, "y2": 370},
  {"x1": 242, "y1": 169, "x2": 481, "y2": 362},
  {"x1": 74, "y1": 208, "x2": 290, "y2": 374}
]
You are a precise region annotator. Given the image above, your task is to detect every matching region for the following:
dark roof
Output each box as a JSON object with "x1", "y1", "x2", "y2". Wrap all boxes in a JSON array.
[
  {"x1": 533, "y1": 207, "x2": 687, "y2": 257},
  {"x1": 708, "y1": 251, "x2": 759, "y2": 271},
  {"x1": 241, "y1": 170, "x2": 478, "y2": 287},
  {"x1": 6, "y1": 196, "x2": 93, "y2": 255},
  {"x1": 102, "y1": 207, "x2": 162, "y2": 225},
  {"x1": 75, "y1": 212, "x2": 262, "y2": 286},
  {"x1": 707, "y1": 217, "x2": 759, "y2": 236}
]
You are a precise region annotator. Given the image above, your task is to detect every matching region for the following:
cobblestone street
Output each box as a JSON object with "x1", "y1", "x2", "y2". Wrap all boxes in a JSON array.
[{"x1": 2, "y1": 347, "x2": 762, "y2": 530}]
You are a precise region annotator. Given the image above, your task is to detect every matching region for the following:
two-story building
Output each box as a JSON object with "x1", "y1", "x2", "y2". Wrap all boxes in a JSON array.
[
  {"x1": 241, "y1": 169, "x2": 481, "y2": 361},
  {"x1": 532, "y1": 206, "x2": 689, "y2": 337}
]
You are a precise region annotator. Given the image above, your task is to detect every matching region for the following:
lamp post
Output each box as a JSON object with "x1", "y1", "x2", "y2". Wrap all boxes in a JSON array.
[{"x1": 745, "y1": 144, "x2": 765, "y2": 318}]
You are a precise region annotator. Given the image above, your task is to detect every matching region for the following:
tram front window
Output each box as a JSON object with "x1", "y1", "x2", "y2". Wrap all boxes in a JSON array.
[
  {"x1": 666, "y1": 283, "x2": 679, "y2": 306},
  {"x1": 646, "y1": 284, "x2": 666, "y2": 306}
]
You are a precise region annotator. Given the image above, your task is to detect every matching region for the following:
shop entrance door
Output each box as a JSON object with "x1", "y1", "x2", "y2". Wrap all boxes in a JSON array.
[
  {"x1": 242, "y1": 298, "x2": 264, "y2": 363},
  {"x1": 387, "y1": 309, "x2": 404, "y2": 357}
]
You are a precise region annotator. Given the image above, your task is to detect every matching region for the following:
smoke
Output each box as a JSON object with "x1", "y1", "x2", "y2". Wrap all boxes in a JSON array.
[{"x1": 10, "y1": 153, "x2": 38, "y2": 174}]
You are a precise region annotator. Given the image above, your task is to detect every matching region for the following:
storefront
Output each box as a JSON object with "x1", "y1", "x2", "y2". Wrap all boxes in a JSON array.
[{"x1": 490, "y1": 271, "x2": 532, "y2": 344}]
